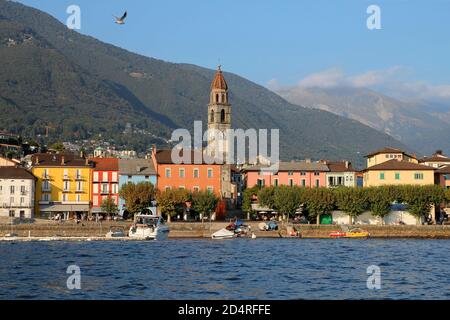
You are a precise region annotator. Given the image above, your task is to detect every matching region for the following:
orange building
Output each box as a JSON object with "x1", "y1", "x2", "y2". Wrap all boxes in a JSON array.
[{"x1": 152, "y1": 148, "x2": 223, "y2": 195}]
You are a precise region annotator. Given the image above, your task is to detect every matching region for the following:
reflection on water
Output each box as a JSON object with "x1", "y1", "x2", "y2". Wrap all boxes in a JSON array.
[{"x1": 0, "y1": 239, "x2": 449, "y2": 300}]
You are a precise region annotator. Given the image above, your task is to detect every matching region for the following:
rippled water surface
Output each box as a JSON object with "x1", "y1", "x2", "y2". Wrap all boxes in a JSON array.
[{"x1": 0, "y1": 239, "x2": 449, "y2": 300}]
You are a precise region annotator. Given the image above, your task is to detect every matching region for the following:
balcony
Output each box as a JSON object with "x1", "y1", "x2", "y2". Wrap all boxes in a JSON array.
[
  {"x1": 75, "y1": 189, "x2": 84, "y2": 193},
  {"x1": 2, "y1": 203, "x2": 32, "y2": 209},
  {"x1": 42, "y1": 188, "x2": 51, "y2": 193},
  {"x1": 42, "y1": 174, "x2": 51, "y2": 180},
  {"x1": 100, "y1": 190, "x2": 110, "y2": 195},
  {"x1": 63, "y1": 175, "x2": 71, "y2": 181},
  {"x1": 62, "y1": 189, "x2": 71, "y2": 193},
  {"x1": 75, "y1": 175, "x2": 83, "y2": 181}
]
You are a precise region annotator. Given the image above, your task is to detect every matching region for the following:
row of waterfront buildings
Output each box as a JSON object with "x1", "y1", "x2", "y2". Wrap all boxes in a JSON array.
[
  {"x1": 1, "y1": 66, "x2": 450, "y2": 219},
  {"x1": 1, "y1": 146, "x2": 450, "y2": 219}
]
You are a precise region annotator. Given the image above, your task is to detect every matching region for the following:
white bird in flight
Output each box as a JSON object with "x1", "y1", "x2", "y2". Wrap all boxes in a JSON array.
[{"x1": 113, "y1": 11, "x2": 127, "y2": 25}]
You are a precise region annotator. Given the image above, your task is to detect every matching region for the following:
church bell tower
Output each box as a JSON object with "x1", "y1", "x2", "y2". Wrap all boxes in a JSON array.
[{"x1": 207, "y1": 65, "x2": 231, "y2": 160}]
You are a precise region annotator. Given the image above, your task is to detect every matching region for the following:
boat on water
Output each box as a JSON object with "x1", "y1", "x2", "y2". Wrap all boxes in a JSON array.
[
  {"x1": 128, "y1": 214, "x2": 170, "y2": 240},
  {"x1": 330, "y1": 227, "x2": 370, "y2": 239},
  {"x1": 211, "y1": 220, "x2": 253, "y2": 239},
  {"x1": 106, "y1": 226, "x2": 126, "y2": 238},
  {"x1": 211, "y1": 228, "x2": 235, "y2": 239}
]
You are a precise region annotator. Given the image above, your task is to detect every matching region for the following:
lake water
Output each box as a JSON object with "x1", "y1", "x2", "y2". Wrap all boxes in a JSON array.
[{"x1": 0, "y1": 239, "x2": 449, "y2": 300}]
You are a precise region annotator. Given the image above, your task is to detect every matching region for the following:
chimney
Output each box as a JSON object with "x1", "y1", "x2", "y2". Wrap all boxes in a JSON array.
[
  {"x1": 305, "y1": 158, "x2": 311, "y2": 164},
  {"x1": 151, "y1": 144, "x2": 156, "y2": 155},
  {"x1": 80, "y1": 150, "x2": 85, "y2": 158},
  {"x1": 35, "y1": 156, "x2": 39, "y2": 165},
  {"x1": 436, "y1": 150, "x2": 443, "y2": 156},
  {"x1": 61, "y1": 156, "x2": 65, "y2": 165},
  {"x1": 85, "y1": 158, "x2": 89, "y2": 165},
  {"x1": 345, "y1": 161, "x2": 349, "y2": 169},
  {"x1": 52, "y1": 155, "x2": 56, "y2": 162}
]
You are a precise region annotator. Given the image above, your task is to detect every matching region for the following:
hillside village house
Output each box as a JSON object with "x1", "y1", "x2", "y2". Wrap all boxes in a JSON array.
[
  {"x1": 0, "y1": 167, "x2": 36, "y2": 218},
  {"x1": 118, "y1": 158, "x2": 157, "y2": 216},
  {"x1": 419, "y1": 150, "x2": 450, "y2": 169},
  {"x1": 30, "y1": 153, "x2": 92, "y2": 219},
  {"x1": 436, "y1": 166, "x2": 450, "y2": 189},
  {"x1": 90, "y1": 158, "x2": 119, "y2": 216},
  {"x1": 243, "y1": 160, "x2": 329, "y2": 188},
  {"x1": 325, "y1": 161, "x2": 358, "y2": 188},
  {"x1": 366, "y1": 147, "x2": 418, "y2": 168}
]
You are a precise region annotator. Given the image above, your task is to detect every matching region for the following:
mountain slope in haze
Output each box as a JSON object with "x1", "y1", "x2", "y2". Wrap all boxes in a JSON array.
[
  {"x1": 0, "y1": 0, "x2": 410, "y2": 167},
  {"x1": 277, "y1": 86, "x2": 450, "y2": 155}
]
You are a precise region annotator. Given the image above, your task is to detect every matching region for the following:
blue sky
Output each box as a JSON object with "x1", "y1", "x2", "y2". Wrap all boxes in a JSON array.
[{"x1": 16, "y1": 0, "x2": 450, "y2": 99}]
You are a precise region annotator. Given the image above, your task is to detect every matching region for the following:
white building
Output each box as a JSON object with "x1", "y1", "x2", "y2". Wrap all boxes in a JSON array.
[
  {"x1": 325, "y1": 161, "x2": 358, "y2": 188},
  {"x1": 0, "y1": 167, "x2": 36, "y2": 218}
]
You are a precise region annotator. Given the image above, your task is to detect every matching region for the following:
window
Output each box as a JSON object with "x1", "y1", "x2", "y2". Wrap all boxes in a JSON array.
[
  {"x1": 20, "y1": 197, "x2": 24, "y2": 204},
  {"x1": 76, "y1": 194, "x2": 81, "y2": 202},
  {"x1": 77, "y1": 181, "x2": 84, "y2": 192},
  {"x1": 93, "y1": 172, "x2": 99, "y2": 181},
  {"x1": 379, "y1": 173, "x2": 385, "y2": 180},
  {"x1": 62, "y1": 193, "x2": 68, "y2": 202},
  {"x1": 301, "y1": 179, "x2": 306, "y2": 187},
  {"x1": 414, "y1": 173, "x2": 424, "y2": 180},
  {"x1": 193, "y1": 186, "x2": 200, "y2": 192},
  {"x1": 395, "y1": 173, "x2": 400, "y2": 180},
  {"x1": 10, "y1": 186, "x2": 14, "y2": 195},
  {"x1": 145, "y1": 176, "x2": 149, "y2": 180},
  {"x1": 314, "y1": 172, "x2": 320, "y2": 176},
  {"x1": 289, "y1": 179, "x2": 294, "y2": 187},
  {"x1": 93, "y1": 197, "x2": 98, "y2": 206},
  {"x1": 42, "y1": 194, "x2": 50, "y2": 201},
  {"x1": 112, "y1": 172, "x2": 118, "y2": 182},
  {"x1": 220, "y1": 109, "x2": 225, "y2": 123},
  {"x1": 112, "y1": 184, "x2": 118, "y2": 194},
  {"x1": 210, "y1": 110, "x2": 214, "y2": 122},
  {"x1": 179, "y1": 168, "x2": 185, "y2": 178},
  {"x1": 315, "y1": 180, "x2": 320, "y2": 187},
  {"x1": 165, "y1": 168, "x2": 171, "y2": 178},
  {"x1": 103, "y1": 172, "x2": 108, "y2": 181},
  {"x1": 193, "y1": 168, "x2": 199, "y2": 178},
  {"x1": 0, "y1": 185, "x2": 2, "y2": 194},
  {"x1": 101, "y1": 183, "x2": 108, "y2": 193},
  {"x1": 385, "y1": 155, "x2": 389, "y2": 158},
  {"x1": 9, "y1": 210, "x2": 15, "y2": 218},
  {"x1": 20, "y1": 186, "x2": 26, "y2": 194},
  {"x1": 273, "y1": 179, "x2": 278, "y2": 187},
  {"x1": 63, "y1": 169, "x2": 68, "y2": 179},
  {"x1": 207, "y1": 168, "x2": 213, "y2": 178},
  {"x1": 10, "y1": 197, "x2": 14, "y2": 205},
  {"x1": 257, "y1": 179, "x2": 265, "y2": 187},
  {"x1": 300, "y1": 172, "x2": 306, "y2": 176},
  {"x1": 63, "y1": 181, "x2": 70, "y2": 191},
  {"x1": 179, "y1": 186, "x2": 185, "y2": 190},
  {"x1": 207, "y1": 186, "x2": 214, "y2": 193},
  {"x1": 93, "y1": 184, "x2": 99, "y2": 194},
  {"x1": 42, "y1": 181, "x2": 50, "y2": 192},
  {"x1": 165, "y1": 186, "x2": 171, "y2": 191},
  {"x1": 76, "y1": 170, "x2": 82, "y2": 179},
  {"x1": 288, "y1": 171, "x2": 294, "y2": 176}
]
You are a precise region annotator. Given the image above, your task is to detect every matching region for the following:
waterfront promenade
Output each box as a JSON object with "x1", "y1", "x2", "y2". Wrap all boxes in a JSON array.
[{"x1": 1, "y1": 218, "x2": 450, "y2": 240}]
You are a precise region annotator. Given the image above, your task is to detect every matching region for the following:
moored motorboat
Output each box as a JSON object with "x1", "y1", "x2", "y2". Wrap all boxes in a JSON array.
[
  {"x1": 211, "y1": 228, "x2": 235, "y2": 239},
  {"x1": 128, "y1": 214, "x2": 170, "y2": 240},
  {"x1": 329, "y1": 227, "x2": 369, "y2": 239}
]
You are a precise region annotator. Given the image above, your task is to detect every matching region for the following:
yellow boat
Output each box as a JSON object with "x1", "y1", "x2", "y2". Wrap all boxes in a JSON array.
[{"x1": 344, "y1": 228, "x2": 370, "y2": 238}]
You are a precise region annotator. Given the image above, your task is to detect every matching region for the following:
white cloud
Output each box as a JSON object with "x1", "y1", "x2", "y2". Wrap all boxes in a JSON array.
[{"x1": 287, "y1": 66, "x2": 450, "y2": 102}]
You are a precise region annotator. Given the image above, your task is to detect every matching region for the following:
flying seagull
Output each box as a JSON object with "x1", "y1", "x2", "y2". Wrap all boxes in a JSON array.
[{"x1": 113, "y1": 11, "x2": 127, "y2": 25}]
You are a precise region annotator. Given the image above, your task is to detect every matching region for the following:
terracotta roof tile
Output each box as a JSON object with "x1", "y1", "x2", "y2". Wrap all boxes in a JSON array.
[
  {"x1": 91, "y1": 158, "x2": 119, "y2": 171},
  {"x1": 31, "y1": 153, "x2": 91, "y2": 167},
  {"x1": 364, "y1": 159, "x2": 435, "y2": 171},
  {"x1": 211, "y1": 66, "x2": 228, "y2": 90},
  {"x1": 0, "y1": 167, "x2": 36, "y2": 180}
]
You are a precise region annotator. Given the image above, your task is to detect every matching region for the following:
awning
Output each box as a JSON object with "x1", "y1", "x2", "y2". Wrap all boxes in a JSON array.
[{"x1": 40, "y1": 204, "x2": 90, "y2": 212}]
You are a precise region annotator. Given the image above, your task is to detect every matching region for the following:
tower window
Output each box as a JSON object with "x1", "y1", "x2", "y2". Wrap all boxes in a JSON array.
[
  {"x1": 210, "y1": 110, "x2": 214, "y2": 122},
  {"x1": 216, "y1": 93, "x2": 219, "y2": 103},
  {"x1": 221, "y1": 109, "x2": 225, "y2": 123}
]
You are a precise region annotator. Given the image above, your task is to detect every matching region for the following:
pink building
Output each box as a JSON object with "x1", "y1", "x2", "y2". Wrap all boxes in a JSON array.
[{"x1": 243, "y1": 161, "x2": 329, "y2": 188}]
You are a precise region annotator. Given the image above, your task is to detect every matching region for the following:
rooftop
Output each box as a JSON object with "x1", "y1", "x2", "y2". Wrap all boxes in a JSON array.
[
  {"x1": 364, "y1": 159, "x2": 435, "y2": 171},
  {"x1": 365, "y1": 147, "x2": 416, "y2": 159},
  {"x1": 119, "y1": 158, "x2": 156, "y2": 175},
  {"x1": 153, "y1": 149, "x2": 220, "y2": 165},
  {"x1": 0, "y1": 167, "x2": 36, "y2": 180},
  {"x1": 91, "y1": 158, "x2": 119, "y2": 171},
  {"x1": 31, "y1": 153, "x2": 91, "y2": 167},
  {"x1": 211, "y1": 65, "x2": 228, "y2": 91},
  {"x1": 325, "y1": 161, "x2": 357, "y2": 172},
  {"x1": 244, "y1": 161, "x2": 329, "y2": 172}
]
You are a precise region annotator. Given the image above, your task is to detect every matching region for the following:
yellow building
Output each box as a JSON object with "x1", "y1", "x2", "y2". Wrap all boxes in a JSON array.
[
  {"x1": 365, "y1": 147, "x2": 418, "y2": 168},
  {"x1": 363, "y1": 159, "x2": 435, "y2": 187},
  {"x1": 31, "y1": 153, "x2": 92, "y2": 219}
]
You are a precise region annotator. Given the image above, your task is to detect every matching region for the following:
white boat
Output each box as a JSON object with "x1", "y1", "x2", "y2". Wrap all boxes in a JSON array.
[
  {"x1": 106, "y1": 226, "x2": 126, "y2": 238},
  {"x1": 211, "y1": 228, "x2": 235, "y2": 240},
  {"x1": 128, "y1": 214, "x2": 170, "y2": 240}
]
